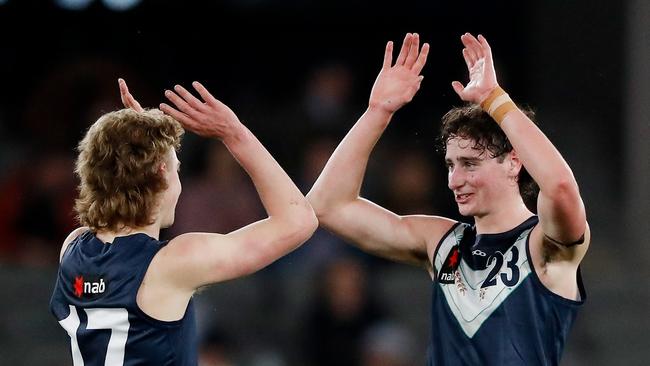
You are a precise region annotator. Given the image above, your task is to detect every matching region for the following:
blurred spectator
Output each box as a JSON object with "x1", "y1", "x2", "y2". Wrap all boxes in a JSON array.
[
  {"x1": 22, "y1": 57, "x2": 151, "y2": 151},
  {"x1": 383, "y1": 147, "x2": 439, "y2": 215},
  {"x1": 360, "y1": 321, "x2": 416, "y2": 366},
  {"x1": 0, "y1": 152, "x2": 76, "y2": 266},
  {"x1": 275, "y1": 137, "x2": 357, "y2": 274},
  {"x1": 169, "y1": 141, "x2": 264, "y2": 236},
  {"x1": 302, "y1": 62, "x2": 356, "y2": 134},
  {"x1": 199, "y1": 327, "x2": 236, "y2": 366},
  {"x1": 300, "y1": 256, "x2": 386, "y2": 366},
  {"x1": 268, "y1": 61, "x2": 359, "y2": 174}
]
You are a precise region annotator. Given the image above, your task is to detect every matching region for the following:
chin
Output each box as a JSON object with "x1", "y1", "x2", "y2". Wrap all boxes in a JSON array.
[{"x1": 456, "y1": 205, "x2": 474, "y2": 217}]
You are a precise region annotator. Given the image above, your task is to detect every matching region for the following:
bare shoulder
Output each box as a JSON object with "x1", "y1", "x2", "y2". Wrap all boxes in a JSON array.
[
  {"x1": 59, "y1": 227, "x2": 90, "y2": 262},
  {"x1": 150, "y1": 232, "x2": 229, "y2": 283},
  {"x1": 397, "y1": 214, "x2": 456, "y2": 276},
  {"x1": 403, "y1": 215, "x2": 458, "y2": 256}
]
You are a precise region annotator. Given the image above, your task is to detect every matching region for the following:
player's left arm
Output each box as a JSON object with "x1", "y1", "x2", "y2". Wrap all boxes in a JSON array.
[{"x1": 451, "y1": 33, "x2": 589, "y2": 266}]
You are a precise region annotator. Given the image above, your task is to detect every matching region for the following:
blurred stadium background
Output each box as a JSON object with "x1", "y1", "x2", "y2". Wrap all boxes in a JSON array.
[{"x1": 0, "y1": 0, "x2": 648, "y2": 365}]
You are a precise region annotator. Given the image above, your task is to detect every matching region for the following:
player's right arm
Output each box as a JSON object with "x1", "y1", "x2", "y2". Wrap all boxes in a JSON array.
[
  {"x1": 157, "y1": 82, "x2": 318, "y2": 291},
  {"x1": 307, "y1": 33, "x2": 454, "y2": 269}
]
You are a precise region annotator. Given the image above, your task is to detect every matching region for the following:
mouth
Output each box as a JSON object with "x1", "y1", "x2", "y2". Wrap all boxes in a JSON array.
[{"x1": 455, "y1": 193, "x2": 473, "y2": 204}]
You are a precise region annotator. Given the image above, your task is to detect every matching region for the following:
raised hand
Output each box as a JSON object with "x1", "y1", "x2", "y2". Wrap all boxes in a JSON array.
[
  {"x1": 369, "y1": 33, "x2": 429, "y2": 114},
  {"x1": 160, "y1": 82, "x2": 244, "y2": 141},
  {"x1": 451, "y1": 33, "x2": 499, "y2": 105},
  {"x1": 118, "y1": 78, "x2": 144, "y2": 112}
]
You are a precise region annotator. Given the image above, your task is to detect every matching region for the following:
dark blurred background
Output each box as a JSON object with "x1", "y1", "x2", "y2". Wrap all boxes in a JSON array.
[{"x1": 0, "y1": 0, "x2": 648, "y2": 365}]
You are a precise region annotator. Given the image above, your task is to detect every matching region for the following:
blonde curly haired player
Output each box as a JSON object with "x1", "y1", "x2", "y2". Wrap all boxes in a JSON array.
[{"x1": 50, "y1": 79, "x2": 317, "y2": 365}]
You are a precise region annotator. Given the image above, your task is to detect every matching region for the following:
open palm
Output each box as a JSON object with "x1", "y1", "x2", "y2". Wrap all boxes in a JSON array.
[
  {"x1": 369, "y1": 33, "x2": 429, "y2": 114},
  {"x1": 451, "y1": 33, "x2": 499, "y2": 105}
]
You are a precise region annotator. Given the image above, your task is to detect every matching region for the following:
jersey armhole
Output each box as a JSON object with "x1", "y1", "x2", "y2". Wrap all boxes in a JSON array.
[
  {"x1": 430, "y1": 222, "x2": 463, "y2": 280},
  {"x1": 525, "y1": 227, "x2": 587, "y2": 306},
  {"x1": 132, "y1": 240, "x2": 192, "y2": 328}
]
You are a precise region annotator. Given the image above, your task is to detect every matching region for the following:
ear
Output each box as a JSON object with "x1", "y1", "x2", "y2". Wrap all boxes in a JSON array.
[
  {"x1": 507, "y1": 150, "x2": 523, "y2": 178},
  {"x1": 159, "y1": 160, "x2": 168, "y2": 174}
]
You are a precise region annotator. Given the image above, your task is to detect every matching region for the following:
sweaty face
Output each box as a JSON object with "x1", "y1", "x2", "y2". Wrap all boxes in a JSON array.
[
  {"x1": 159, "y1": 149, "x2": 182, "y2": 228},
  {"x1": 445, "y1": 137, "x2": 513, "y2": 218}
]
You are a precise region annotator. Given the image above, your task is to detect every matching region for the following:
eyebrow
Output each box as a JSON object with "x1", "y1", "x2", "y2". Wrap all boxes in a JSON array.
[{"x1": 445, "y1": 156, "x2": 483, "y2": 163}]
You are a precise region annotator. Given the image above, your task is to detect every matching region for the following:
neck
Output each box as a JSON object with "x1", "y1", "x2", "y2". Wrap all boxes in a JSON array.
[
  {"x1": 96, "y1": 223, "x2": 161, "y2": 243},
  {"x1": 474, "y1": 195, "x2": 533, "y2": 234}
]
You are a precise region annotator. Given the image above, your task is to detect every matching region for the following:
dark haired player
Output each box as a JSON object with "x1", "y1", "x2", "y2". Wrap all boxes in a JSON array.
[{"x1": 308, "y1": 32, "x2": 589, "y2": 365}]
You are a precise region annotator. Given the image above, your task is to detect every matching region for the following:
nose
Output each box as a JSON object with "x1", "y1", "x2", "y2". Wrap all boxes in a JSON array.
[{"x1": 448, "y1": 167, "x2": 465, "y2": 191}]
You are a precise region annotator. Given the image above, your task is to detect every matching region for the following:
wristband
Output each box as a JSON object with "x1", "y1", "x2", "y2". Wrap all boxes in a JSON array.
[{"x1": 480, "y1": 86, "x2": 517, "y2": 125}]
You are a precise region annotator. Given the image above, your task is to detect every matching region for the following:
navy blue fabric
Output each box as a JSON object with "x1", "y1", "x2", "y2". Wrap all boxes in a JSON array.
[
  {"x1": 428, "y1": 217, "x2": 585, "y2": 365},
  {"x1": 50, "y1": 231, "x2": 198, "y2": 365}
]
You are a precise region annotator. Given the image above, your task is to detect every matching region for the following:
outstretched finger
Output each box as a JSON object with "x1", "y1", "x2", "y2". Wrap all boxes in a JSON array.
[
  {"x1": 164, "y1": 89, "x2": 200, "y2": 118},
  {"x1": 461, "y1": 34, "x2": 478, "y2": 65},
  {"x1": 412, "y1": 43, "x2": 430, "y2": 75},
  {"x1": 465, "y1": 33, "x2": 484, "y2": 59},
  {"x1": 191, "y1": 81, "x2": 221, "y2": 107},
  {"x1": 462, "y1": 48, "x2": 474, "y2": 69},
  {"x1": 159, "y1": 103, "x2": 197, "y2": 130},
  {"x1": 477, "y1": 34, "x2": 493, "y2": 59},
  {"x1": 173, "y1": 84, "x2": 207, "y2": 111},
  {"x1": 451, "y1": 81, "x2": 466, "y2": 99},
  {"x1": 382, "y1": 41, "x2": 394, "y2": 70},
  {"x1": 118, "y1": 78, "x2": 143, "y2": 112},
  {"x1": 395, "y1": 33, "x2": 412, "y2": 66},
  {"x1": 404, "y1": 33, "x2": 420, "y2": 68},
  {"x1": 118, "y1": 78, "x2": 128, "y2": 105}
]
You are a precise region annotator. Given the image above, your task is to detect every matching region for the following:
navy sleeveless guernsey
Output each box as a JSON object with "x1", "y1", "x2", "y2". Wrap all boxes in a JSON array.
[
  {"x1": 50, "y1": 231, "x2": 198, "y2": 365},
  {"x1": 429, "y1": 216, "x2": 585, "y2": 365}
]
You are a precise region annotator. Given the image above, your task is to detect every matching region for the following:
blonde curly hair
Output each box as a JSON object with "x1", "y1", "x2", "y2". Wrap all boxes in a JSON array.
[{"x1": 74, "y1": 108, "x2": 183, "y2": 231}]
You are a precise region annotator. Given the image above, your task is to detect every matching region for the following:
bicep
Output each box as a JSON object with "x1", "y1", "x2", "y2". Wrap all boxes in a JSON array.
[
  {"x1": 536, "y1": 190, "x2": 590, "y2": 265},
  {"x1": 537, "y1": 185, "x2": 586, "y2": 245},
  {"x1": 319, "y1": 198, "x2": 455, "y2": 267}
]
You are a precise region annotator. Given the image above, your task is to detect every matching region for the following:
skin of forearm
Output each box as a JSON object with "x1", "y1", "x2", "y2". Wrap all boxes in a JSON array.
[
  {"x1": 500, "y1": 109, "x2": 580, "y2": 196},
  {"x1": 308, "y1": 107, "x2": 394, "y2": 209},
  {"x1": 223, "y1": 125, "x2": 310, "y2": 218}
]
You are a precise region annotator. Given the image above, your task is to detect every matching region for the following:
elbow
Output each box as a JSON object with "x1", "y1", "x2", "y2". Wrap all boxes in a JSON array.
[
  {"x1": 306, "y1": 190, "x2": 327, "y2": 217},
  {"x1": 299, "y1": 205, "x2": 319, "y2": 240},
  {"x1": 284, "y1": 200, "x2": 319, "y2": 243},
  {"x1": 306, "y1": 190, "x2": 343, "y2": 226},
  {"x1": 546, "y1": 177, "x2": 580, "y2": 204},
  {"x1": 307, "y1": 191, "x2": 354, "y2": 227}
]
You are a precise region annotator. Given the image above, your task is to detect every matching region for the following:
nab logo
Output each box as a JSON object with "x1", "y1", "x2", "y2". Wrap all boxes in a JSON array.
[
  {"x1": 437, "y1": 245, "x2": 461, "y2": 284},
  {"x1": 439, "y1": 272, "x2": 455, "y2": 282},
  {"x1": 73, "y1": 275, "x2": 107, "y2": 300}
]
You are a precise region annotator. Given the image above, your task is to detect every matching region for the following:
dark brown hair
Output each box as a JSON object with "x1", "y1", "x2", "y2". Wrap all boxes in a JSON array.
[{"x1": 75, "y1": 108, "x2": 183, "y2": 231}]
